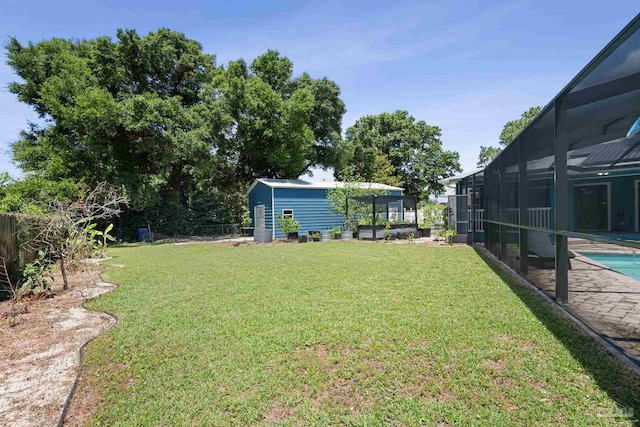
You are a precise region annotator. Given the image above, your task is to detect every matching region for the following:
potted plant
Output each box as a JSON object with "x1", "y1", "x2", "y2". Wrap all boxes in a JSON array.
[
  {"x1": 418, "y1": 222, "x2": 431, "y2": 238},
  {"x1": 357, "y1": 214, "x2": 388, "y2": 240},
  {"x1": 311, "y1": 232, "x2": 321, "y2": 242},
  {"x1": 341, "y1": 220, "x2": 354, "y2": 241},
  {"x1": 418, "y1": 202, "x2": 439, "y2": 238},
  {"x1": 276, "y1": 215, "x2": 300, "y2": 240},
  {"x1": 331, "y1": 226, "x2": 341, "y2": 240}
]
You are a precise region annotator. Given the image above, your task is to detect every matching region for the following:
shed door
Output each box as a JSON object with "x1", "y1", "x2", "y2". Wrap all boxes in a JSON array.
[{"x1": 254, "y1": 205, "x2": 266, "y2": 230}]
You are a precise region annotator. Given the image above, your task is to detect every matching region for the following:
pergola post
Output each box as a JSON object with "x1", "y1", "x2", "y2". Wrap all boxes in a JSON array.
[
  {"x1": 372, "y1": 195, "x2": 377, "y2": 240},
  {"x1": 345, "y1": 196, "x2": 349, "y2": 231}
]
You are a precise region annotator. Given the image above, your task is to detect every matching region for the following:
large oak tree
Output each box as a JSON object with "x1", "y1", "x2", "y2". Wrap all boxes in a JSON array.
[
  {"x1": 336, "y1": 110, "x2": 460, "y2": 196},
  {"x1": 6, "y1": 29, "x2": 346, "y2": 232},
  {"x1": 476, "y1": 106, "x2": 543, "y2": 167}
]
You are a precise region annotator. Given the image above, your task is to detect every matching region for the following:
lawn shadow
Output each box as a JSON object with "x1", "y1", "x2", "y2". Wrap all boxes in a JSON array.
[
  {"x1": 473, "y1": 246, "x2": 640, "y2": 418},
  {"x1": 109, "y1": 240, "x2": 174, "y2": 249}
]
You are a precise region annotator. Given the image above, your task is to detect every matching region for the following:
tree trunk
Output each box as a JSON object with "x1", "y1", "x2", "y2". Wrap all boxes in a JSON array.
[{"x1": 60, "y1": 258, "x2": 69, "y2": 291}]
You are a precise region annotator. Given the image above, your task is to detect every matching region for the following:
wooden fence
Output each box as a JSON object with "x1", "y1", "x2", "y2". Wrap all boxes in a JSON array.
[{"x1": 0, "y1": 213, "x2": 37, "y2": 293}]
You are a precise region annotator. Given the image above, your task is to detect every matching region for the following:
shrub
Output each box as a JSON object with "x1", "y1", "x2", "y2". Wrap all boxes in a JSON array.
[
  {"x1": 419, "y1": 202, "x2": 442, "y2": 229},
  {"x1": 18, "y1": 250, "x2": 54, "y2": 298},
  {"x1": 438, "y1": 229, "x2": 457, "y2": 245},
  {"x1": 276, "y1": 215, "x2": 300, "y2": 234}
]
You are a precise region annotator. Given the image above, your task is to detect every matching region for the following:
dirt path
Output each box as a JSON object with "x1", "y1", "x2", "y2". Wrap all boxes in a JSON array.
[{"x1": 0, "y1": 266, "x2": 116, "y2": 427}]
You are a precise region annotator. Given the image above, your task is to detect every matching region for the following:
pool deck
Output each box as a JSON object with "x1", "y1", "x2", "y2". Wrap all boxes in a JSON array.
[{"x1": 526, "y1": 239, "x2": 640, "y2": 361}]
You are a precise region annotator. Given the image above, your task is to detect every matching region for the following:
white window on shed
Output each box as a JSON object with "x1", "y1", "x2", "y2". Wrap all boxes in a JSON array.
[{"x1": 282, "y1": 209, "x2": 294, "y2": 219}]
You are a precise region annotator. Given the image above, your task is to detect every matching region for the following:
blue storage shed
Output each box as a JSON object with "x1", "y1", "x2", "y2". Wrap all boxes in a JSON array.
[{"x1": 247, "y1": 179, "x2": 404, "y2": 238}]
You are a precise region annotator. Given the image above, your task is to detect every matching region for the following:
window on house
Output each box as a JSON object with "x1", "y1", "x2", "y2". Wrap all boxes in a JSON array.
[{"x1": 282, "y1": 209, "x2": 294, "y2": 219}]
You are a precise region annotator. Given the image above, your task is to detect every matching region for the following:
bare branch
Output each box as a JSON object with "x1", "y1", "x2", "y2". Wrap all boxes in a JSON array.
[{"x1": 16, "y1": 182, "x2": 128, "y2": 291}]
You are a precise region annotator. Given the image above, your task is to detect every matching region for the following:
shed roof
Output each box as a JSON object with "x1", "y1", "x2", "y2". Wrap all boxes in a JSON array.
[{"x1": 248, "y1": 178, "x2": 403, "y2": 194}]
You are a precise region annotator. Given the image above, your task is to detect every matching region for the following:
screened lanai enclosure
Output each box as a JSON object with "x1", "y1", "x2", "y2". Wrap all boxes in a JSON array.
[{"x1": 444, "y1": 14, "x2": 640, "y2": 362}]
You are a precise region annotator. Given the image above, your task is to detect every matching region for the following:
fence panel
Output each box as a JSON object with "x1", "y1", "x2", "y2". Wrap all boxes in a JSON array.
[
  {"x1": 0, "y1": 214, "x2": 39, "y2": 292},
  {"x1": 0, "y1": 214, "x2": 19, "y2": 291}
]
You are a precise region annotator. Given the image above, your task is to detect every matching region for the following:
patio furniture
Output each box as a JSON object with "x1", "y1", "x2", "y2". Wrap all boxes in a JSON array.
[{"x1": 528, "y1": 231, "x2": 575, "y2": 269}]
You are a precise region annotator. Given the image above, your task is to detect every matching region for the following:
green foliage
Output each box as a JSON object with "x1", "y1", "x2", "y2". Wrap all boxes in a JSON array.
[
  {"x1": 371, "y1": 150, "x2": 404, "y2": 187},
  {"x1": 420, "y1": 202, "x2": 442, "y2": 228},
  {"x1": 477, "y1": 145, "x2": 502, "y2": 168},
  {"x1": 477, "y1": 106, "x2": 543, "y2": 168},
  {"x1": 330, "y1": 226, "x2": 341, "y2": 238},
  {"x1": 206, "y1": 50, "x2": 346, "y2": 190},
  {"x1": 499, "y1": 106, "x2": 543, "y2": 145},
  {"x1": 6, "y1": 31, "x2": 346, "y2": 235},
  {"x1": 327, "y1": 175, "x2": 388, "y2": 230},
  {"x1": 383, "y1": 222, "x2": 391, "y2": 239},
  {"x1": 6, "y1": 29, "x2": 216, "y2": 216},
  {"x1": 19, "y1": 250, "x2": 54, "y2": 297},
  {"x1": 442, "y1": 205, "x2": 452, "y2": 230},
  {"x1": 336, "y1": 110, "x2": 460, "y2": 196},
  {"x1": 276, "y1": 214, "x2": 300, "y2": 234},
  {"x1": 87, "y1": 223, "x2": 115, "y2": 257},
  {"x1": 0, "y1": 174, "x2": 84, "y2": 214},
  {"x1": 357, "y1": 213, "x2": 388, "y2": 226},
  {"x1": 241, "y1": 207, "x2": 252, "y2": 228},
  {"x1": 438, "y1": 229, "x2": 457, "y2": 245}
]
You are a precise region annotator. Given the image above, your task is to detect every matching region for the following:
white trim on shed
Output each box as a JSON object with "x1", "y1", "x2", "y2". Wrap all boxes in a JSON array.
[{"x1": 247, "y1": 178, "x2": 403, "y2": 194}]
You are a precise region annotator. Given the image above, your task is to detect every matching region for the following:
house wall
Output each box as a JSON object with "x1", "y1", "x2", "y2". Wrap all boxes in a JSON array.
[
  {"x1": 459, "y1": 174, "x2": 638, "y2": 235},
  {"x1": 270, "y1": 187, "x2": 403, "y2": 239},
  {"x1": 568, "y1": 175, "x2": 638, "y2": 233},
  {"x1": 273, "y1": 188, "x2": 343, "y2": 238},
  {"x1": 249, "y1": 184, "x2": 404, "y2": 239},
  {"x1": 248, "y1": 181, "x2": 274, "y2": 233}
]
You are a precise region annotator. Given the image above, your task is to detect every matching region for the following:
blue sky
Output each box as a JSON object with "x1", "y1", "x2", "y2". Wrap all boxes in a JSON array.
[{"x1": 0, "y1": 1, "x2": 638, "y2": 181}]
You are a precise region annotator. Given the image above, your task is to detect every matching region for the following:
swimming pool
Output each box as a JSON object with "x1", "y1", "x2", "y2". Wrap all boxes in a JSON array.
[{"x1": 582, "y1": 252, "x2": 640, "y2": 281}]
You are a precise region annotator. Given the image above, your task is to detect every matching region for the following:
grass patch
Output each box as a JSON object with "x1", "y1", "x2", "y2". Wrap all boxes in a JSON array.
[{"x1": 81, "y1": 242, "x2": 640, "y2": 425}]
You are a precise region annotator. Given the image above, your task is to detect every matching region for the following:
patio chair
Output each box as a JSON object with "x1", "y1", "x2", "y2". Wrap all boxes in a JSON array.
[{"x1": 527, "y1": 231, "x2": 575, "y2": 269}]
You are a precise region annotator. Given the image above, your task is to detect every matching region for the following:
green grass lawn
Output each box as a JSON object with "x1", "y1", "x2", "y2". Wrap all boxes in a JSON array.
[{"x1": 81, "y1": 242, "x2": 640, "y2": 426}]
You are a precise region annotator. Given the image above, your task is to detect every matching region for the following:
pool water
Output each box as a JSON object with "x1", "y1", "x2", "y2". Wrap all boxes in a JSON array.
[{"x1": 582, "y1": 252, "x2": 640, "y2": 281}]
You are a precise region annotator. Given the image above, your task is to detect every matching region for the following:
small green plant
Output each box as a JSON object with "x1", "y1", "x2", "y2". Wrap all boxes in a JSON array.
[
  {"x1": 311, "y1": 232, "x2": 320, "y2": 241},
  {"x1": 438, "y1": 229, "x2": 457, "y2": 245},
  {"x1": 330, "y1": 226, "x2": 341, "y2": 239},
  {"x1": 19, "y1": 250, "x2": 54, "y2": 298},
  {"x1": 407, "y1": 232, "x2": 414, "y2": 243},
  {"x1": 344, "y1": 218, "x2": 357, "y2": 232},
  {"x1": 358, "y1": 214, "x2": 388, "y2": 226},
  {"x1": 241, "y1": 208, "x2": 252, "y2": 228},
  {"x1": 276, "y1": 215, "x2": 300, "y2": 235},
  {"x1": 384, "y1": 222, "x2": 391, "y2": 240},
  {"x1": 87, "y1": 223, "x2": 116, "y2": 258},
  {"x1": 420, "y1": 202, "x2": 442, "y2": 229}
]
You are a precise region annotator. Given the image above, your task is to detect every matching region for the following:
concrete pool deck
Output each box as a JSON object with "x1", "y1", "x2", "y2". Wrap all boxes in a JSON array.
[{"x1": 525, "y1": 238, "x2": 640, "y2": 362}]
